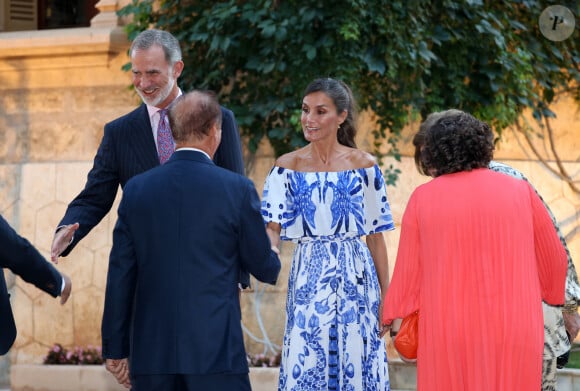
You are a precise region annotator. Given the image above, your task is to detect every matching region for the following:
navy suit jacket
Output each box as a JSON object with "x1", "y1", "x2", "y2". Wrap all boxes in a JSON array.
[
  {"x1": 0, "y1": 215, "x2": 62, "y2": 355},
  {"x1": 101, "y1": 150, "x2": 280, "y2": 375},
  {"x1": 58, "y1": 103, "x2": 248, "y2": 286}
]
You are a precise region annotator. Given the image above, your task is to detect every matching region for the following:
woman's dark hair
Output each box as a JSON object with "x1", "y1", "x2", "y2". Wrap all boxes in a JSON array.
[
  {"x1": 303, "y1": 78, "x2": 358, "y2": 148},
  {"x1": 418, "y1": 110, "x2": 494, "y2": 177},
  {"x1": 412, "y1": 130, "x2": 428, "y2": 175},
  {"x1": 412, "y1": 109, "x2": 462, "y2": 175}
]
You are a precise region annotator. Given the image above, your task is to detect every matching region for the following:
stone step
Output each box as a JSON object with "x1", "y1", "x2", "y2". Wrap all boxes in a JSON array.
[
  {"x1": 388, "y1": 359, "x2": 580, "y2": 390},
  {"x1": 556, "y1": 368, "x2": 580, "y2": 390},
  {"x1": 388, "y1": 359, "x2": 416, "y2": 390}
]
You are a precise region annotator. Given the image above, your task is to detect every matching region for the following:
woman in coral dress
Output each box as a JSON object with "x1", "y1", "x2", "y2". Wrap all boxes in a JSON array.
[
  {"x1": 263, "y1": 78, "x2": 394, "y2": 390},
  {"x1": 383, "y1": 109, "x2": 567, "y2": 390}
]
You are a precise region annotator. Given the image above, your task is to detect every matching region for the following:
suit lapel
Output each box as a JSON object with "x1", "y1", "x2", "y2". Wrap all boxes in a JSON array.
[
  {"x1": 0, "y1": 271, "x2": 16, "y2": 355},
  {"x1": 130, "y1": 104, "x2": 161, "y2": 170}
]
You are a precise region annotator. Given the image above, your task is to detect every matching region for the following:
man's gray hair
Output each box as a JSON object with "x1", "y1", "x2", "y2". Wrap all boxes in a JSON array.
[{"x1": 130, "y1": 29, "x2": 182, "y2": 65}]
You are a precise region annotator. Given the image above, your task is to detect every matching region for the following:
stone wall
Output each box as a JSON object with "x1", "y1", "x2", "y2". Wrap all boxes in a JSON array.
[
  {"x1": 0, "y1": 7, "x2": 579, "y2": 388},
  {"x1": 0, "y1": 2, "x2": 135, "y2": 383}
]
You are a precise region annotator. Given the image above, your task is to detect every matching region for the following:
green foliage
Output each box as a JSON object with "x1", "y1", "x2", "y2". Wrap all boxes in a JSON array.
[
  {"x1": 568, "y1": 345, "x2": 580, "y2": 369},
  {"x1": 118, "y1": 1, "x2": 579, "y2": 184},
  {"x1": 413, "y1": 0, "x2": 580, "y2": 133}
]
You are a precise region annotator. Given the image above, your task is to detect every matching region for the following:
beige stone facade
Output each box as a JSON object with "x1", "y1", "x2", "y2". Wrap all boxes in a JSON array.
[{"x1": 0, "y1": 1, "x2": 578, "y2": 387}]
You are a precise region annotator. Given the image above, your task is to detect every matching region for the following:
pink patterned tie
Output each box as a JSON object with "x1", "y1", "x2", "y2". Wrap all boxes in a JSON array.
[{"x1": 157, "y1": 109, "x2": 174, "y2": 164}]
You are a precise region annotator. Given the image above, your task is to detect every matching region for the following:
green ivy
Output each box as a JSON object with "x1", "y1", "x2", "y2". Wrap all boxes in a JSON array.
[{"x1": 118, "y1": 0, "x2": 579, "y2": 185}]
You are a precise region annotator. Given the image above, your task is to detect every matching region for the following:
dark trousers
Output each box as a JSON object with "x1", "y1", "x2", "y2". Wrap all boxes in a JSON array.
[{"x1": 131, "y1": 373, "x2": 251, "y2": 391}]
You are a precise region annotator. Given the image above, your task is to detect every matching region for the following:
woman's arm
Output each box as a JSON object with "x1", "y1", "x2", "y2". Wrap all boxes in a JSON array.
[
  {"x1": 266, "y1": 222, "x2": 282, "y2": 253},
  {"x1": 367, "y1": 231, "x2": 390, "y2": 336},
  {"x1": 366, "y1": 232, "x2": 390, "y2": 295}
]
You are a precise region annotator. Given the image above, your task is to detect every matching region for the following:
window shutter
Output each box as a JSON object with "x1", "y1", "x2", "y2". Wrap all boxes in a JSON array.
[{"x1": 7, "y1": 0, "x2": 37, "y2": 31}]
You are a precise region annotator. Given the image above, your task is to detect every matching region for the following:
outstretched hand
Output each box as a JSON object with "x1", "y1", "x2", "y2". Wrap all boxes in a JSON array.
[
  {"x1": 51, "y1": 223, "x2": 79, "y2": 263},
  {"x1": 106, "y1": 358, "x2": 131, "y2": 389}
]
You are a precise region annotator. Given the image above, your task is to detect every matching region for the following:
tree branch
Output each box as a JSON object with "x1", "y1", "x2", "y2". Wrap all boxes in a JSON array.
[
  {"x1": 515, "y1": 120, "x2": 579, "y2": 194},
  {"x1": 545, "y1": 116, "x2": 580, "y2": 193}
]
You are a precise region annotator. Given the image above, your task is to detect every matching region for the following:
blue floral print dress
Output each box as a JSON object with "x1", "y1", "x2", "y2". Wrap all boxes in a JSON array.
[{"x1": 261, "y1": 165, "x2": 394, "y2": 391}]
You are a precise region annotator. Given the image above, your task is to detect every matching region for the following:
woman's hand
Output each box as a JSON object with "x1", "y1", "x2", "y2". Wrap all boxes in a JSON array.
[
  {"x1": 378, "y1": 293, "x2": 389, "y2": 337},
  {"x1": 563, "y1": 310, "x2": 580, "y2": 341},
  {"x1": 379, "y1": 323, "x2": 390, "y2": 338}
]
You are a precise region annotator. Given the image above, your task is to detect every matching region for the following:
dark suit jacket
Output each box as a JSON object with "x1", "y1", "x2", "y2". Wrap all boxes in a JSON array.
[
  {"x1": 58, "y1": 103, "x2": 248, "y2": 285},
  {"x1": 101, "y1": 150, "x2": 280, "y2": 375},
  {"x1": 0, "y1": 215, "x2": 62, "y2": 355}
]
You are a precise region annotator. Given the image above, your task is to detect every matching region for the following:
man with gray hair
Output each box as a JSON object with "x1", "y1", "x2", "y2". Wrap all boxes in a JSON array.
[{"x1": 50, "y1": 29, "x2": 248, "y2": 286}]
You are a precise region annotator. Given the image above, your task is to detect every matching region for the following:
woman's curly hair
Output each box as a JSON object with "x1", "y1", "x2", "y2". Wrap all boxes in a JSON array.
[{"x1": 418, "y1": 110, "x2": 494, "y2": 177}]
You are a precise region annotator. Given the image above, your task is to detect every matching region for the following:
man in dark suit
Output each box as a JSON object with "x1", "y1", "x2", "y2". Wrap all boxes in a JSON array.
[
  {"x1": 0, "y1": 215, "x2": 71, "y2": 355},
  {"x1": 101, "y1": 90, "x2": 281, "y2": 390},
  {"x1": 50, "y1": 29, "x2": 248, "y2": 286}
]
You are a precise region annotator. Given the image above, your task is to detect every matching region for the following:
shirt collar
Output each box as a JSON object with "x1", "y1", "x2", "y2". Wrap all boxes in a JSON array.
[{"x1": 175, "y1": 147, "x2": 212, "y2": 161}]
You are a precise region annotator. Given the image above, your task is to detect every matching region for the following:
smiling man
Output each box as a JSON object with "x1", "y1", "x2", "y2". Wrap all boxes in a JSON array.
[{"x1": 50, "y1": 29, "x2": 248, "y2": 287}]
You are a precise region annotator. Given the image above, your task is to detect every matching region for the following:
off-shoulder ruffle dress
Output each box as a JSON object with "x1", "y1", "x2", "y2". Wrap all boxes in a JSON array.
[{"x1": 262, "y1": 165, "x2": 394, "y2": 391}]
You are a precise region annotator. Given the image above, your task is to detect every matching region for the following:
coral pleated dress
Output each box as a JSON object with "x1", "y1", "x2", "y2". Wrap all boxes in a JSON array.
[{"x1": 384, "y1": 169, "x2": 567, "y2": 391}]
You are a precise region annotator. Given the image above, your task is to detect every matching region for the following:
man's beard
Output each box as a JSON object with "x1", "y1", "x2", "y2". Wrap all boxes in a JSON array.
[{"x1": 138, "y1": 75, "x2": 175, "y2": 107}]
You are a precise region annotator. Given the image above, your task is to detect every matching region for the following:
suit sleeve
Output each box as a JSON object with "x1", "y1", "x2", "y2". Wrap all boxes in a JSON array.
[
  {"x1": 214, "y1": 107, "x2": 245, "y2": 175},
  {"x1": 101, "y1": 192, "x2": 138, "y2": 359},
  {"x1": 237, "y1": 181, "x2": 281, "y2": 285},
  {"x1": 58, "y1": 123, "x2": 121, "y2": 256},
  {"x1": 0, "y1": 215, "x2": 61, "y2": 297},
  {"x1": 214, "y1": 107, "x2": 249, "y2": 287}
]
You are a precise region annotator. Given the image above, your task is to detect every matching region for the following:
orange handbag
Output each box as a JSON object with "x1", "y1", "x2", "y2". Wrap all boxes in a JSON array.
[{"x1": 392, "y1": 311, "x2": 419, "y2": 362}]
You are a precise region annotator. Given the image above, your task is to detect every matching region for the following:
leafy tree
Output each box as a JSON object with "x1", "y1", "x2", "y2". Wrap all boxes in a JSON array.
[{"x1": 118, "y1": 0, "x2": 579, "y2": 187}]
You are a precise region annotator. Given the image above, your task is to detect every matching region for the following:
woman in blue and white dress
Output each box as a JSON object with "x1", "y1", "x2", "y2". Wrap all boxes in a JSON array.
[{"x1": 262, "y1": 78, "x2": 394, "y2": 391}]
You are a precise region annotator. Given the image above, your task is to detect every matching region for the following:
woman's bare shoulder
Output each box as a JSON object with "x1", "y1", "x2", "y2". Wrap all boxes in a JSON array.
[
  {"x1": 274, "y1": 149, "x2": 304, "y2": 170},
  {"x1": 348, "y1": 149, "x2": 377, "y2": 169}
]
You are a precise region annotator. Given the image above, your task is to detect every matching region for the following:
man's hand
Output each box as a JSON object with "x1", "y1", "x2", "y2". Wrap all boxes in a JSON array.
[
  {"x1": 60, "y1": 274, "x2": 72, "y2": 305},
  {"x1": 106, "y1": 358, "x2": 131, "y2": 389},
  {"x1": 563, "y1": 310, "x2": 580, "y2": 341},
  {"x1": 51, "y1": 223, "x2": 79, "y2": 263}
]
